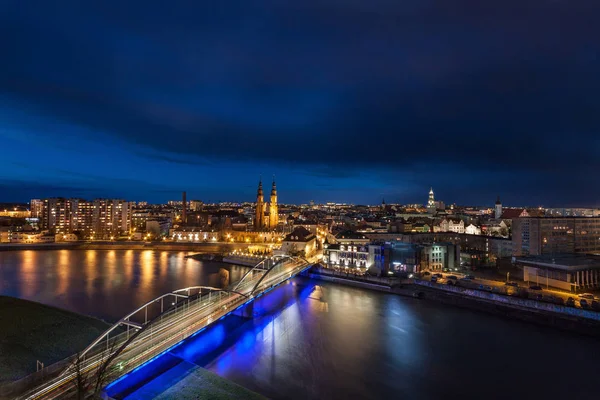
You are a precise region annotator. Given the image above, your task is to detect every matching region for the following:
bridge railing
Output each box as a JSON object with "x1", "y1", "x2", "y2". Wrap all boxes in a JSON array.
[
  {"x1": 20, "y1": 258, "x2": 312, "y2": 400},
  {"x1": 21, "y1": 288, "x2": 247, "y2": 400},
  {"x1": 251, "y1": 256, "x2": 309, "y2": 296}
]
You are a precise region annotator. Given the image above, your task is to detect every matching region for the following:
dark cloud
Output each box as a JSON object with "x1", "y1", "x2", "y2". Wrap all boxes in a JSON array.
[{"x1": 1, "y1": 0, "x2": 599, "y2": 204}]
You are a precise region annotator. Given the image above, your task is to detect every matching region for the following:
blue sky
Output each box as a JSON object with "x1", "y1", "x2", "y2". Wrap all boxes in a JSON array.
[{"x1": 1, "y1": 1, "x2": 599, "y2": 206}]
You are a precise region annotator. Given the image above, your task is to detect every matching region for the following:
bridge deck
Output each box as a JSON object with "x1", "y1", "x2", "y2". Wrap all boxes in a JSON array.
[{"x1": 21, "y1": 257, "x2": 311, "y2": 400}]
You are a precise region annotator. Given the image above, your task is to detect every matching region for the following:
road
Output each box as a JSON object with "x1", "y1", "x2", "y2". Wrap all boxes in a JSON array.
[
  {"x1": 22, "y1": 257, "x2": 310, "y2": 400},
  {"x1": 423, "y1": 272, "x2": 597, "y2": 308}
]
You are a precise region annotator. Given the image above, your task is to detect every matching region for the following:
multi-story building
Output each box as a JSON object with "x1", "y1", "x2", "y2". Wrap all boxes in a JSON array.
[
  {"x1": 30, "y1": 199, "x2": 44, "y2": 219},
  {"x1": 75, "y1": 200, "x2": 95, "y2": 237},
  {"x1": 366, "y1": 241, "x2": 459, "y2": 275},
  {"x1": 512, "y1": 217, "x2": 600, "y2": 256},
  {"x1": 40, "y1": 198, "x2": 132, "y2": 239},
  {"x1": 323, "y1": 239, "x2": 369, "y2": 268},
  {"x1": 41, "y1": 198, "x2": 78, "y2": 234},
  {"x1": 93, "y1": 199, "x2": 132, "y2": 239}
]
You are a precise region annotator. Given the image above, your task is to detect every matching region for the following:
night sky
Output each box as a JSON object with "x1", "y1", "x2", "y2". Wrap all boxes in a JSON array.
[{"x1": 1, "y1": 1, "x2": 599, "y2": 206}]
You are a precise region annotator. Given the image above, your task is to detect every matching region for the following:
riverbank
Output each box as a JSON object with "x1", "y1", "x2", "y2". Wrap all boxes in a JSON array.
[
  {"x1": 112, "y1": 362, "x2": 266, "y2": 400},
  {"x1": 0, "y1": 296, "x2": 109, "y2": 385},
  {"x1": 304, "y1": 270, "x2": 600, "y2": 337},
  {"x1": 0, "y1": 241, "x2": 253, "y2": 253}
]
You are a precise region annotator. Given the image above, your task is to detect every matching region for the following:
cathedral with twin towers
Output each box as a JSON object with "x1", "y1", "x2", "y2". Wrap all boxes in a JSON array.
[{"x1": 254, "y1": 177, "x2": 279, "y2": 231}]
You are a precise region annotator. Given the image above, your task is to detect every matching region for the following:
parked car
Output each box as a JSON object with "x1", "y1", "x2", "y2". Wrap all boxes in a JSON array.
[
  {"x1": 566, "y1": 297, "x2": 576, "y2": 307},
  {"x1": 578, "y1": 293, "x2": 596, "y2": 301},
  {"x1": 529, "y1": 285, "x2": 543, "y2": 291},
  {"x1": 446, "y1": 275, "x2": 458, "y2": 285},
  {"x1": 580, "y1": 299, "x2": 590, "y2": 309}
]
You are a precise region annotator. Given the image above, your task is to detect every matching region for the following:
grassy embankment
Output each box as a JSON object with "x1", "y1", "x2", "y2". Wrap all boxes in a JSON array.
[
  {"x1": 151, "y1": 366, "x2": 266, "y2": 400},
  {"x1": 0, "y1": 296, "x2": 109, "y2": 384}
]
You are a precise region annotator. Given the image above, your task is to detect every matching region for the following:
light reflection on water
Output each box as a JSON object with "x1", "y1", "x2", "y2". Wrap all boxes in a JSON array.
[
  {"x1": 197, "y1": 279, "x2": 600, "y2": 400},
  {"x1": 0, "y1": 250, "x2": 248, "y2": 321}
]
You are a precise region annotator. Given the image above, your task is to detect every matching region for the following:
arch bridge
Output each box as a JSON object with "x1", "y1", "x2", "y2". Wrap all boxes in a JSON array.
[{"x1": 24, "y1": 255, "x2": 311, "y2": 400}]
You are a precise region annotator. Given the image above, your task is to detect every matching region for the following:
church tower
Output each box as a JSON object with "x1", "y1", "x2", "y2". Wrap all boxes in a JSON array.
[
  {"x1": 255, "y1": 179, "x2": 264, "y2": 230},
  {"x1": 427, "y1": 187, "x2": 436, "y2": 213},
  {"x1": 269, "y1": 177, "x2": 278, "y2": 230},
  {"x1": 495, "y1": 196, "x2": 503, "y2": 220}
]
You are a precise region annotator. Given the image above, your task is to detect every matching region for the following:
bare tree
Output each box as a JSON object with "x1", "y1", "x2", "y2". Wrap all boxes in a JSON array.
[
  {"x1": 69, "y1": 352, "x2": 90, "y2": 400},
  {"x1": 92, "y1": 338, "x2": 118, "y2": 397}
]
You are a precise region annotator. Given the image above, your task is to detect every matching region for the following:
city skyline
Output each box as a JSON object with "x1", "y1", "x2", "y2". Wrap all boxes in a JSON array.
[{"x1": 2, "y1": 1, "x2": 600, "y2": 206}]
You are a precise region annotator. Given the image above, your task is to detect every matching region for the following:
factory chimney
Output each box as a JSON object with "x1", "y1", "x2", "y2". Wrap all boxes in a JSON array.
[{"x1": 182, "y1": 191, "x2": 187, "y2": 224}]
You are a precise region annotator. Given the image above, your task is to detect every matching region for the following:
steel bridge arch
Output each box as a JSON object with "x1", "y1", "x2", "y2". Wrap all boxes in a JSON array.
[
  {"x1": 60, "y1": 286, "x2": 248, "y2": 378},
  {"x1": 232, "y1": 255, "x2": 289, "y2": 292},
  {"x1": 249, "y1": 256, "x2": 310, "y2": 296}
]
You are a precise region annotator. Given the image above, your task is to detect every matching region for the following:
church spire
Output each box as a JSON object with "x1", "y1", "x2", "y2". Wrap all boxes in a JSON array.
[
  {"x1": 255, "y1": 177, "x2": 264, "y2": 230},
  {"x1": 269, "y1": 174, "x2": 279, "y2": 230},
  {"x1": 257, "y1": 177, "x2": 263, "y2": 196}
]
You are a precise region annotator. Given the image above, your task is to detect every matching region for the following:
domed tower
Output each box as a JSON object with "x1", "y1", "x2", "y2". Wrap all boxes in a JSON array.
[
  {"x1": 495, "y1": 196, "x2": 503, "y2": 219},
  {"x1": 255, "y1": 178, "x2": 264, "y2": 230},
  {"x1": 269, "y1": 177, "x2": 278, "y2": 230}
]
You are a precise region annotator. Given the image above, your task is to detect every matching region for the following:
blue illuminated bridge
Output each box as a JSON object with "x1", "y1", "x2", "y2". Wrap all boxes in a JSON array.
[{"x1": 21, "y1": 256, "x2": 312, "y2": 400}]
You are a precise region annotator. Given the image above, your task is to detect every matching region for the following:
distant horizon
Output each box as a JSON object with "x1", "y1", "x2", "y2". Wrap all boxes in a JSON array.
[{"x1": 1, "y1": 196, "x2": 599, "y2": 210}]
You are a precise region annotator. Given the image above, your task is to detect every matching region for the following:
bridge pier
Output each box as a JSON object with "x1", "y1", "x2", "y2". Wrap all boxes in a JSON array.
[{"x1": 233, "y1": 299, "x2": 255, "y2": 319}]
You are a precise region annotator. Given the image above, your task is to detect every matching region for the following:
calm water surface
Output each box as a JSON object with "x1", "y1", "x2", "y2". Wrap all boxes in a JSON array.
[
  {"x1": 1, "y1": 250, "x2": 598, "y2": 400},
  {"x1": 0, "y1": 250, "x2": 248, "y2": 321},
  {"x1": 200, "y1": 279, "x2": 600, "y2": 400}
]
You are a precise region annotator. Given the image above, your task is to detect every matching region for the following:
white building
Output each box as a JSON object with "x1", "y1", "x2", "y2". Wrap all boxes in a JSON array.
[
  {"x1": 465, "y1": 224, "x2": 481, "y2": 235},
  {"x1": 274, "y1": 227, "x2": 316, "y2": 258},
  {"x1": 434, "y1": 218, "x2": 465, "y2": 234}
]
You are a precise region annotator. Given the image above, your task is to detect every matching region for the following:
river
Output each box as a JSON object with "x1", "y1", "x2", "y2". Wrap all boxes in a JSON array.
[
  {"x1": 1, "y1": 250, "x2": 599, "y2": 399},
  {"x1": 0, "y1": 249, "x2": 248, "y2": 321}
]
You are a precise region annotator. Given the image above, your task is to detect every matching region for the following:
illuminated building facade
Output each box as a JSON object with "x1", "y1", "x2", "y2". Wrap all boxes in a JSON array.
[
  {"x1": 254, "y1": 177, "x2": 279, "y2": 231},
  {"x1": 512, "y1": 217, "x2": 600, "y2": 256}
]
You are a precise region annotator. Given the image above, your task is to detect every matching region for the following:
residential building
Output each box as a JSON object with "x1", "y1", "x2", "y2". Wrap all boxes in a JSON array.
[
  {"x1": 93, "y1": 199, "x2": 133, "y2": 239},
  {"x1": 30, "y1": 199, "x2": 44, "y2": 219},
  {"x1": 41, "y1": 198, "x2": 78, "y2": 234},
  {"x1": 75, "y1": 200, "x2": 95, "y2": 237}
]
